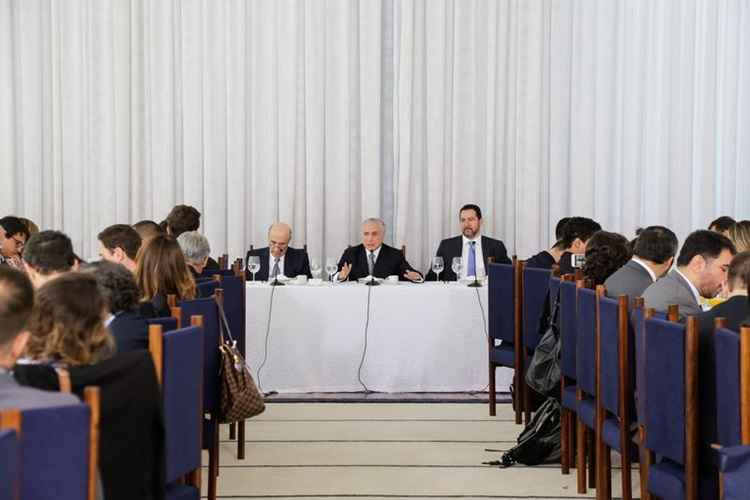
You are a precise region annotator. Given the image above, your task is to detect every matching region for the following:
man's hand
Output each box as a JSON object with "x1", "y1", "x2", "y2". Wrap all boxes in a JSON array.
[
  {"x1": 403, "y1": 270, "x2": 422, "y2": 282},
  {"x1": 339, "y1": 262, "x2": 352, "y2": 281}
]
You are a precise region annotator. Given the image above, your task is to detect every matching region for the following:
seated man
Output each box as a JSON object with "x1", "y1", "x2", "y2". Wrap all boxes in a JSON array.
[
  {"x1": 709, "y1": 215, "x2": 736, "y2": 237},
  {"x1": 425, "y1": 204, "x2": 510, "y2": 281},
  {"x1": 246, "y1": 223, "x2": 311, "y2": 281},
  {"x1": 526, "y1": 217, "x2": 601, "y2": 271},
  {"x1": 337, "y1": 218, "x2": 422, "y2": 282},
  {"x1": 132, "y1": 220, "x2": 163, "y2": 241},
  {"x1": 177, "y1": 231, "x2": 213, "y2": 277},
  {"x1": 98, "y1": 224, "x2": 142, "y2": 273},
  {"x1": 0, "y1": 216, "x2": 30, "y2": 269},
  {"x1": 22, "y1": 230, "x2": 79, "y2": 288},
  {"x1": 642, "y1": 230, "x2": 736, "y2": 317},
  {"x1": 0, "y1": 266, "x2": 79, "y2": 409},
  {"x1": 604, "y1": 225, "x2": 678, "y2": 298},
  {"x1": 697, "y1": 251, "x2": 750, "y2": 333}
]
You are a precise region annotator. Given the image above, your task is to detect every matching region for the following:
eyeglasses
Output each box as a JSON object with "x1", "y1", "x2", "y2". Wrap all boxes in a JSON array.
[{"x1": 11, "y1": 236, "x2": 25, "y2": 249}]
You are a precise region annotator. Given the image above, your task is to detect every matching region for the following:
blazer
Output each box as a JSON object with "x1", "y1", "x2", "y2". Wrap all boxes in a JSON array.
[
  {"x1": 337, "y1": 243, "x2": 422, "y2": 282},
  {"x1": 604, "y1": 259, "x2": 655, "y2": 300},
  {"x1": 697, "y1": 295, "x2": 750, "y2": 335},
  {"x1": 525, "y1": 250, "x2": 556, "y2": 270},
  {"x1": 642, "y1": 269, "x2": 703, "y2": 318},
  {"x1": 109, "y1": 310, "x2": 150, "y2": 353},
  {"x1": 245, "y1": 247, "x2": 312, "y2": 281},
  {"x1": 0, "y1": 371, "x2": 80, "y2": 410},
  {"x1": 425, "y1": 235, "x2": 511, "y2": 281}
]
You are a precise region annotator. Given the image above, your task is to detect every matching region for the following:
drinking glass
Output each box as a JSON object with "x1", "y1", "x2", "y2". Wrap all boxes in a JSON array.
[
  {"x1": 325, "y1": 258, "x2": 338, "y2": 283},
  {"x1": 431, "y1": 256, "x2": 444, "y2": 283},
  {"x1": 452, "y1": 257, "x2": 463, "y2": 281},
  {"x1": 310, "y1": 259, "x2": 322, "y2": 279},
  {"x1": 248, "y1": 256, "x2": 261, "y2": 282}
]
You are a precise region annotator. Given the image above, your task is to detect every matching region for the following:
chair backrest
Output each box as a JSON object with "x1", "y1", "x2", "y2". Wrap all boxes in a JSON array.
[
  {"x1": 717, "y1": 445, "x2": 750, "y2": 500},
  {"x1": 714, "y1": 326, "x2": 750, "y2": 447},
  {"x1": 197, "y1": 278, "x2": 220, "y2": 298},
  {"x1": 548, "y1": 275, "x2": 561, "y2": 303},
  {"x1": 0, "y1": 429, "x2": 18, "y2": 500},
  {"x1": 488, "y1": 262, "x2": 517, "y2": 344},
  {"x1": 0, "y1": 389, "x2": 99, "y2": 500},
  {"x1": 559, "y1": 276, "x2": 579, "y2": 379},
  {"x1": 199, "y1": 269, "x2": 235, "y2": 279},
  {"x1": 215, "y1": 272, "x2": 246, "y2": 357},
  {"x1": 145, "y1": 316, "x2": 178, "y2": 332},
  {"x1": 597, "y1": 289, "x2": 630, "y2": 416},
  {"x1": 522, "y1": 266, "x2": 552, "y2": 349},
  {"x1": 576, "y1": 285, "x2": 598, "y2": 397}
]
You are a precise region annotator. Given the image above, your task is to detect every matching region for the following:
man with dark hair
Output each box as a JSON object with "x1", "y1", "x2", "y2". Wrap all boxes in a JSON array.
[
  {"x1": 98, "y1": 224, "x2": 142, "y2": 273},
  {"x1": 425, "y1": 204, "x2": 511, "y2": 281},
  {"x1": 0, "y1": 266, "x2": 79, "y2": 409},
  {"x1": 165, "y1": 204, "x2": 201, "y2": 237},
  {"x1": 709, "y1": 216, "x2": 736, "y2": 236},
  {"x1": 526, "y1": 217, "x2": 601, "y2": 270},
  {"x1": 0, "y1": 216, "x2": 30, "y2": 268},
  {"x1": 22, "y1": 230, "x2": 78, "y2": 288},
  {"x1": 132, "y1": 220, "x2": 163, "y2": 241},
  {"x1": 604, "y1": 225, "x2": 678, "y2": 298},
  {"x1": 643, "y1": 230, "x2": 736, "y2": 317}
]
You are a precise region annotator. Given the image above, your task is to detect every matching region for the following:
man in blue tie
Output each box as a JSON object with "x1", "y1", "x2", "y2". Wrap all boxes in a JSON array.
[{"x1": 425, "y1": 204, "x2": 512, "y2": 281}]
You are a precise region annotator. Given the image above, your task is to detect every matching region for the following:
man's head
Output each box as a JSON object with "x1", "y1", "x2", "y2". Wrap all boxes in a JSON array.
[
  {"x1": 459, "y1": 204, "x2": 483, "y2": 239},
  {"x1": 725, "y1": 252, "x2": 750, "y2": 295},
  {"x1": 267, "y1": 223, "x2": 292, "y2": 258},
  {"x1": 165, "y1": 205, "x2": 201, "y2": 237},
  {"x1": 633, "y1": 225, "x2": 679, "y2": 277},
  {"x1": 132, "y1": 220, "x2": 163, "y2": 241},
  {"x1": 555, "y1": 217, "x2": 602, "y2": 254},
  {"x1": 709, "y1": 216, "x2": 736, "y2": 236},
  {"x1": 676, "y1": 230, "x2": 737, "y2": 298},
  {"x1": 0, "y1": 216, "x2": 30, "y2": 260},
  {"x1": 0, "y1": 267, "x2": 34, "y2": 368},
  {"x1": 177, "y1": 231, "x2": 212, "y2": 274},
  {"x1": 98, "y1": 224, "x2": 142, "y2": 273},
  {"x1": 22, "y1": 230, "x2": 78, "y2": 288},
  {"x1": 361, "y1": 218, "x2": 386, "y2": 252},
  {"x1": 555, "y1": 218, "x2": 571, "y2": 241},
  {"x1": 81, "y1": 261, "x2": 141, "y2": 315}
]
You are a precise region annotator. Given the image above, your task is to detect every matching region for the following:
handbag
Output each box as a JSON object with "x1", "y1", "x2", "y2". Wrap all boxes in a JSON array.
[
  {"x1": 524, "y1": 290, "x2": 562, "y2": 397},
  {"x1": 217, "y1": 298, "x2": 265, "y2": 423}
]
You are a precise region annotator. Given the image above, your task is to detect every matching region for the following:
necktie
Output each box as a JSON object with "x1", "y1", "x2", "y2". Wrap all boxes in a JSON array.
[
  {"x1": 368, "y1": 251, "x2": 375, "y2": 276},
  {"x1": 271, "y1": 257, "x2": 280, "y2": 278},
  {"x1": 468, "y1": 241, "x2": 477, "y2": 277}
]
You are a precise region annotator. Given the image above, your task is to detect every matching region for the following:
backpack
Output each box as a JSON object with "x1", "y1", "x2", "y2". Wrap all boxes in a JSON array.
[
  {"x1": 484, "y1": 398, "x2": 561, "y2": 467},
  {"x1": 524, "y1": 289, "x2": 562, "y2": 397}
]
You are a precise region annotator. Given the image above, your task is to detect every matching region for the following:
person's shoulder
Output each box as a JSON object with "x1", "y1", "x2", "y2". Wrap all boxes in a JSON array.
[{"x1": 0, "y1": 384, "x2": 80, "y2": 410}]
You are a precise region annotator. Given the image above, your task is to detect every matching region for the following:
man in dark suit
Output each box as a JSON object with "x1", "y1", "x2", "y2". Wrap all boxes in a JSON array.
[
  {"x1": 604, "y1": 225, "x2": 678, "y2": 299},
  {"x1": 246, "y1": 223, "x2": 311, "y2": 281},
  {"x1": 337, "y1": 218, "x2": 423, "y2": 282},
  {"x1": 425, "y1": 204, "x2": 510, "y2": 281},
  {"x1": 526, "y1": 217, "x2": 601, "y2": 271},
  {"x1": 698, "y1": 251, "x2": 750, "y2": 333}
]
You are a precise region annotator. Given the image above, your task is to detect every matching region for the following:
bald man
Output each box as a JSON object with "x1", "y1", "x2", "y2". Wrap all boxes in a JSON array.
[{"x1": 245, "y1": 223, "x2": 312, "y2": 281}]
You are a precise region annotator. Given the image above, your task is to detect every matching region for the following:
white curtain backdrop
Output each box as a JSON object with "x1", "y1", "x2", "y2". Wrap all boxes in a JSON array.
[{"x1": 1, "y1": 0, "x2": 749, "y2": 270}]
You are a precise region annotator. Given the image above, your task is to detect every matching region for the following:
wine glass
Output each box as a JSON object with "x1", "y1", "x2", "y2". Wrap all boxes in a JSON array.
[
  {"x1": 431, "y1": 256, "x2": 444, "y2": 283},
  {"x1": 452, "y1": 257, "x2": 463, "y2": 282},
  {"x1": 248, "y1": 256, "x2": 261, "y2": 282},
  {"x1": 325, "y1": 258, "x2": 338, "y2": 283},
  {"x1": 310, "y1": 259, "x2": 322, "y2": 279}
]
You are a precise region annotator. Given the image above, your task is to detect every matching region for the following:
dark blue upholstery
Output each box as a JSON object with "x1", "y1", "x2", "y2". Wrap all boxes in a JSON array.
[
  {"x1": 577, "y1": 398, "x2": 595, "y2": 428},
  {"x1": 163, "y1": 325, "x2": 203, "y2": 484},
  {"x1": 199, "y1": 269, "x2": 235, "y2": 279},
  {"x1": 576, "y1": 288, "x2": 597, "y2": 397},
  {"x1": 488, "y1": 263, "x2": 515, "y2": 345},
  {"x1": 718, "y1": 445, "x2": 750, "y2": 500},
  {"x1": 522, "y1": 267, "x2": 552, "y2": 350},
  {"x1": 217, "y1": 275, "x2": 246, "y2": 357},
  {"x1": 488, "y1": 343, "x2": 515, "y2": 367},
  {"x1": 179, "y1": 297, "x2": 221, "y2": 414},
  {"x1": 197, "y1": 279, "x2": 219, "y2": 298},
  {"x1": 559, "y1": 280, "x2": 578, "y2": 379},
  {"x1": 146, "y1": 316, "x2": 178, "y2": 332},
  {"x1": 644, "y1": 317, "x2": 686, "y2": 465},
  {"x1": 561, "y1": 385, "x2": 577, "y2": 411},
  {"x1": 649, "y1": 459, "x2": 686, "y2": 500},
  {"x1": 166, "y1": 483, "x2": 200, "y2": 500},
  {"x1": 602, "y1": 416, "x2": 623, "y2": 451},
  {"x1": 20, "y1": 404, "x2": 90, "y2": 500},
  {"x1": 598, "y1": 295, "x2": 621, "y2": 415},
  {"x1": 0, "y1": 429, "x2": 18, "y2": 500},
  {"x1": 548, "y1": 276, "x2": 561, "y2": 305},
  {"x1": 714, "y1": 327, "x2": 741, "y2": 447}
]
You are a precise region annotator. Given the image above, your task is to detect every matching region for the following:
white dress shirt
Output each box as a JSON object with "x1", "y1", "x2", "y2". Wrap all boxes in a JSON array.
[
  {"x1": 460, "y1": 235, "x2": 485, "y2": 279},
  {"x1": 269, "y1": 253, "x2": 286, "y2": 278}
]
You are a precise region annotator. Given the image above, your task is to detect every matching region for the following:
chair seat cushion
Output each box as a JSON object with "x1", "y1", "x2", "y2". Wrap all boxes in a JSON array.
[
  {"x1": 577, "y1": 397, "x2": 595, "y2": 430},
  {"x1": 166, "y1": 483, "x2": 200, "y2": 500},
  {"x1": 648, "y1": 459, "x2": 685, "y2": 500},
  {"x1": 602, "y1": 416, "x2": 623, "y2": 451},
  {"x1": 489, "y1": 342, "x2": 515, "y2": 368},
  {"x1": 561, "y1": 384, "x2": 577, "y2": 411}
]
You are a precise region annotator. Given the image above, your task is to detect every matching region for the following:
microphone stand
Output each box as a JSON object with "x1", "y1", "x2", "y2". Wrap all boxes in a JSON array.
[
  {"x1": 365, "y1": 274, "x2": 380, "y2": 286},
  {"x1": 467, "y1": 275, "x2": 483, "y2": 288},
  {"x1": 269, "y1": 274, "x2": 285, "y2": 287}
]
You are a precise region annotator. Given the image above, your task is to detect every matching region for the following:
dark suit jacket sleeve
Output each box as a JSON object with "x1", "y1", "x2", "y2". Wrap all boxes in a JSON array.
[
  {"x1": 492, "y1": 240, "x2": 511, "y2": 265},
  {"x1": 398, "y1": 252, "x2": 423, "y2": 282},
  {"x1": 297, "y1": 249, "x2": 312, "y2": 278}
]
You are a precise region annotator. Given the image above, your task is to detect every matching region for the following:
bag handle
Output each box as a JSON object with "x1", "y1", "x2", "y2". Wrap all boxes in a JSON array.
[{"x1": 214, "y1": 293, "x2": 235, "y2": 345}]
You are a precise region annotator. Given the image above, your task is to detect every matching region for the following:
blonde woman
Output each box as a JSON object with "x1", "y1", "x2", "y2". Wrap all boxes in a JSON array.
[{"x1": 728, "y1": 220, "x2": 750, "y2": 253}]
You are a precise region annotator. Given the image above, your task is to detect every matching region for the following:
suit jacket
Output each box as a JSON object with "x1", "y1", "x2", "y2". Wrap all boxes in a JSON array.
[
  {"x1": 0, "y1": 371, "x2": 80, "y2": 410},
  {"x1": 109, "y1": 310, "x2": 150, "y2": 353},
  {"x1": 697, "y1": 295, "x2": 749, "y2": 335},
  {"x1": 425, "y1": 235, "x2": 511, "y2": 281},
  {"x1": 642, "y1": 269, "x2": 703, "y2": 318},
  {"x1": 604, "y1": 259, "x2": 655, "y2": 300},
  {"x1": 525, "y1": 250, "x2": 556, "y2": 270},
  {"x1": 337, "y1": 243, "x2": 422, "y2": 282},
  {"x1": 245, "y1": 247, "x2": 312, "y2": 281}
]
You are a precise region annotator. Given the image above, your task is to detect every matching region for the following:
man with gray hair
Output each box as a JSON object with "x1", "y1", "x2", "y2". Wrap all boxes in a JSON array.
[
  {"x1": 177, "y1": 231, "x2": 213, "y2": 277},
  {"x1": 245, "y1": 223, "x2": 312, "y2": 281},
  {"x1": 337, "y1": 218, "x2": 423, "y2": 282}
]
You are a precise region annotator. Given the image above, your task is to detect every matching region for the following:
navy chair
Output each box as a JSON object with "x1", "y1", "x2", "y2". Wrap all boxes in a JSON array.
[
  {"x1": 146, "y1": 316, "x2": 179, "y2": 332},
  {"x1": 716, "y1": 445, "x2": 750, "y2": 500},
  {"x1": 0, "y1": 388, "x2": 100, "y2": 500},
  {"x1": 575, "y1": 284, "x2": 598, "y2": 494},
  {"x1": 596, "y1": 289, "x2": 635, "y2": 500},
  {"x1": 149, "y1": 319, "x2": 204, "y2": 500},
  {"x1": 197, "y1": 278, "x2": 220, "y2": 298},
  {"x1": 713, "y1": 325, "x2": 750, "y2": 449},
  {"x1": 488, "y1": 260, "x2": 524, "y2": 422},
  {"x1": 522, "y1": 266, "x2": 552, "y2": 420},
  {"x1": 642, "y1": 315, "x2": 699, "y2": 500},
  {"x1": 559, "y1": 275, "x2": 580, "y2": 475},
  {"x1": 0, "y1": 429, "x2": 18, "y2": 500}
]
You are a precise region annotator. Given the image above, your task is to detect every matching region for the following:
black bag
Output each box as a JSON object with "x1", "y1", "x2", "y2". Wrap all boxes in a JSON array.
[
  {"x1": 485, "y1": 398, "x2": 561, "y2": 467},
  {"x1": 524, "y1": 289, "x2": 562, "y2": 397}
]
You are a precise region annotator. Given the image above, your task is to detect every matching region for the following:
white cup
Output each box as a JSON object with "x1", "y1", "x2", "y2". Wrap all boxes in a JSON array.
[
  {"x1": 387, "y1": 275, "x2": 399, "y2": 283},
  {"x1": 296, "y1": 275, "x2": 308, "y2": 284}
]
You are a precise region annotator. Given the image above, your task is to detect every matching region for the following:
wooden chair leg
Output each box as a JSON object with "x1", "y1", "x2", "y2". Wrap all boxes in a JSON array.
[
  {"x1": 561, "y1": 407, "x2": 570, "y2": 475},
  {"x1": 569, "y1": 412, "x2": 577, "y2": 469},
  {"x1": 599, "y1": 445, "x2": 611, "y2": 500},
  {"x1": 237, "y1": 420, "x2": 245, "y2": 460},
  {"x1": 489, "y1": 362, "x2": 497, "y2": 417},
  {"x1": 620, "y1": 434, "x2": 632, "y2": 500},
  {"x1": 207, "y1": 419, "x2": 220, "y2": 500},
  {"x1": 639, "y1": 427, "x2": 652, "y2": 500},
  {"x1": 588, "y1": 429, "x2": 597, "y2": 490},
  {"x1": 229, "y1": 422, "x2": 236, "y2": 440},
  {"x1": 577, "y1": 418, "x2": 587, "y2": 494}
]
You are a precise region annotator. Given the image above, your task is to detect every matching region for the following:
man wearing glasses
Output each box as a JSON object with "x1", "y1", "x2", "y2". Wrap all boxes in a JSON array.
[
  {"x1": 245, "y1": 223, "x2": 312, "y2": 281},
  {"x1": 0, "y1": 216, "x2": 30, "y2": 269}
]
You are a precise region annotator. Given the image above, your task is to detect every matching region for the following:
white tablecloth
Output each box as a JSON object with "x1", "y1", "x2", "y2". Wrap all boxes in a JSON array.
[{"x1": 245, "y1": 281, "x2": 514, "y2": 393}]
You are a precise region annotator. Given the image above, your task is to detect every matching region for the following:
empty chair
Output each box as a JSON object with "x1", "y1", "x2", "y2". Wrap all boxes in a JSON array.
[
  {"x1": 196, "y1": 278, "x2": 220, "y2": 298},
  {"x1": 522, "y1": 266, "x2": 552, "y2": 419},
  {"x1": 558, "y1": 275, "x2": 579, "y2": 475},
  {"x1": 0, "y1": 429, "x2": 19, "y2": 500},
  {"x1": 575, "y1": 283, "x2": 598, "y2": 494}
]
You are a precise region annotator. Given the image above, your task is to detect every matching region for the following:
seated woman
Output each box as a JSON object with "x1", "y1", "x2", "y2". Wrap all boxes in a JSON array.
[
  {"x1": 177, "y1": 230, "x2": 212, "y2": 278},
  {"x1": 81, "y1": 260, "x2": 150, "y2": 353},
  {"x1": 135, "y1": 233, "x2": 197, "y2": 317},
  {"x1": 23, "y1": 272, "x2": 115, "y2": 366},
  {"x1": 728, "y1": 220, "x2": 750, "y2": 253},
  {"x1": 581, "y1": 230, "x2": 632, "y2": 286}
]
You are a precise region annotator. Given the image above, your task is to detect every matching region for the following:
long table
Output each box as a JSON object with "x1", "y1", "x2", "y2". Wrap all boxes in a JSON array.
[{"x1": 245, "y1": 281, "x2": 513, "y2": 393}]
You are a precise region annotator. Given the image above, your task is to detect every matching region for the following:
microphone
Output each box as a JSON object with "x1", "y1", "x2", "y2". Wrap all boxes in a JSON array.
[{"x1": 365, "y1": 274, "x2": 380, "y2": 286}]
